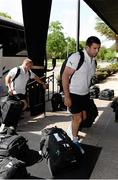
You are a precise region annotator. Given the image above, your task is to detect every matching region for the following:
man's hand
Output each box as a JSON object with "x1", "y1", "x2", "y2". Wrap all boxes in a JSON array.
[
  {"x1": 43, "y1": 83, "x2": 49, "y2": 90},
  {"x1": 8, "y1": 88, "x2": 13, "y2": 96},
  {"x1": 64, "y1": 95, "x2": 72, "y2": 108}
]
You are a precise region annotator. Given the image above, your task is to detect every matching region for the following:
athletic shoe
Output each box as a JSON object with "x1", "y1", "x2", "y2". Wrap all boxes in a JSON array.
[
  {"x1": 73, "y1": 141, "x2": 85, "y2": 154},
  {"x1": 0, "y1": 123, "x2": 7, "y2": 134},
  {"x1": 7, "y1": 126, "x2": 17, "y2": 135}
]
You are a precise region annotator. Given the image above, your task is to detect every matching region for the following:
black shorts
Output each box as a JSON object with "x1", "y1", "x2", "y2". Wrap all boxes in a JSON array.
[{"x1": 69, "y1": 93, "x2": 90, "y2": 114}]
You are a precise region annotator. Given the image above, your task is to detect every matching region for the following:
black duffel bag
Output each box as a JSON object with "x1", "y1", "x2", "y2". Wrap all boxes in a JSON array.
[
  {"x1": 0, "y1": 156, "x2": 29, "y2": 179},
  {"x1": 39, "y1": 126, "x2": 82, "y2": 176},
  {"x1": 1, "y1": 96, "x2": 23, "y2": 128},
  {"x1": 99, "y1": 89, "x2": 114, "y2": 100},
  {"x1": 90, "y1": 85, "x2": 100, "y2": 99},
  {"x1": 0, "y1": 134, "x2": 30, "y2": 164}
]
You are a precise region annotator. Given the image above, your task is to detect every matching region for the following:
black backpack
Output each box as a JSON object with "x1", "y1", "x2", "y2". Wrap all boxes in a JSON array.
[
  {"x1": 59, "y1": 50, "x2": 84, "y2": 92},
  {"x1": 51, "y1": 93, "x2": 66, "y2": 112},
  {"x1": 0, "y1": 134, "x2": 30, "y2": 165},
  {"x1": 39, "y1": 126, "x2": 82, "y2": 176}
]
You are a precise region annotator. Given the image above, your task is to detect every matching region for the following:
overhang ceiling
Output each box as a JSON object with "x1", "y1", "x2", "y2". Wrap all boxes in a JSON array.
[{"x1": 83, "y1": 0, "x2": 118, "y2": 35}]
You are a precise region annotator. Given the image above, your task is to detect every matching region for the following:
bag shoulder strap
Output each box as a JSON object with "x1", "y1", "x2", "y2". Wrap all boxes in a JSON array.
[
  {"x1": 95, "y1": 59, "x2": 97, "y2": 67},
  {"x1": 76, "y1": 50, "x2": 84, "y2": 70},
  {"x1": 12, "y1": 67, "x2": 31, "y2": 82},
  {"x1": 28, "y1": 70, "x2": 31, "y2": 78},
  {"x1": 12, "y1": 67, "x2": 20, "y2": 82},
  {"x1": 69, "y1": 50, "x2": 84, "y2": 82}
]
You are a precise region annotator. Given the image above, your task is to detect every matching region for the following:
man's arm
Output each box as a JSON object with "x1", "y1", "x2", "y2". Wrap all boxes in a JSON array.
[
  {"x1": 62, "y1": 67, "x2": 75, "y2": 107},
  {"x1": 5, "y1": 74, "x2": 13, "y2": 95},
  {"x1": 33, "y1": 75, "x2": 48, "y2": 89}
]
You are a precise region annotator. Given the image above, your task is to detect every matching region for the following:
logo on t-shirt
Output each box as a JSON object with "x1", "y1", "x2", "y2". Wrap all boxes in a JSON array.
[{"x1": 69, "y1": 61, "x2": 73, "y2": 66}]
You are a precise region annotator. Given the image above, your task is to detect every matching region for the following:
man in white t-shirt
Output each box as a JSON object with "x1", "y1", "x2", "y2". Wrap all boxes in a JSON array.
[
  {"x1": 0, "y1": 58, "x2": 48, "y2": 133},
  {"x1": 62, "y1": 36, "x2": 101, "y2": 152},
  {"x1": 6, "y1": 58, "x2": 47, "y2": 106}
]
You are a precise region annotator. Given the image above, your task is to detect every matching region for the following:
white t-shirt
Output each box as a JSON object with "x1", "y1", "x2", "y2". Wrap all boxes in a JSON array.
[
  {"x1": 7, "y1": 66, "x2": 35, "y2": 95},
  {"x1": 66, "y1": 49, "x2": 96, "y2": 95}
]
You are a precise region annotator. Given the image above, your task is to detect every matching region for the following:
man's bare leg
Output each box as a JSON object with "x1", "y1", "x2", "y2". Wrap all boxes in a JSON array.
[{"x1": 71, "y1": 112, "x2": 85, "y2": 154}]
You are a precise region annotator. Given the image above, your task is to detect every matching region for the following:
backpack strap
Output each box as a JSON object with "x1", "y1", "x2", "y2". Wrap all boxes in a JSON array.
[
  {"x1": 12, "y1": 67, "x2": 31, "y2": 90},
  {"x1": 12, "y1": 67, "x2": 31, "y2": 82},
  {"x1": 95, "y1": 60, "x2": 97, "y2": 67},
  {"x1": 12, "y1": 67, "x2": 20, "y2": 82},
  {"x1": 69, "y1": 50, "x2": 84, "y2": 83},
  {"x1": 28, "y1": 70, "x2": 31, "y2": 79},
  {"x1": 76, "y1": 50, "x2": 84, "y2": 70}
]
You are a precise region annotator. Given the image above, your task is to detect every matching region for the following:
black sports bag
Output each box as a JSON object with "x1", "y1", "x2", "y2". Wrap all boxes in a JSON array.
[
  {"x1": 0, "y1": 156, "x2": 29, "y2": 179},
  {"x1": 0, "y1": 134, "x2": 30, "y2": 164},
  {"x1": 39, "y1": 126, "x2": 83, "y2": 176}
]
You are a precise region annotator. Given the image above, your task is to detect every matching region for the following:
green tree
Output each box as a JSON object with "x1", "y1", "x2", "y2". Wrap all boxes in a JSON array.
[
  {"x1": 79, "y1": 41, "x2": 85, "y2": 49},
  {"x1": 104, "y1": 49, "x2": 116, "y2": 61},
  {"x1": 97, "y1": 46, "x2": 116, "y2": 61},
  {"x1": 0, "y1": 12, "x2": 11, "y2": 19},
  {"x1": 47, "y1": 21, "x2": 66, "y2": 58},
  {"x1": 65, "y1": 37, "x2": 76, "y2": 58},
  {"x1": 97, "y1": 46, "x2": 107, "y2": 60},
  {"x1": 95, "y1": 17, "x2": 118, "y2": 51}
]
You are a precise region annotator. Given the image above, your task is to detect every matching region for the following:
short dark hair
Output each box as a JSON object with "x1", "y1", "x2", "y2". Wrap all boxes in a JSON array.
[{"x1": 86, "y1": 36, "x2": 101, "y2": 47}]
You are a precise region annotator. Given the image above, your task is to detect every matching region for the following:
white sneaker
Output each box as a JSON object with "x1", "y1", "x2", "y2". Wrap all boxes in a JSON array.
[
  {"x1": 73, "y1": 141, "x2": 85, "y2": 154},
  {"x1": 0, "y1": 123, "x2": 7, "y2": 133},
  {"x1": 0, "y1": 123, "x2": 5, "y2": 131},
  {"x1": 66, "y1": 122, "x2": 73, "y2": 140}
]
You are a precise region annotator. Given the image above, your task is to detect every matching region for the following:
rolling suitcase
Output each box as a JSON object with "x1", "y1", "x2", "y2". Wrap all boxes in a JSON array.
[
  {"x1": 51, "y1": 93, "x2": 66, "y2": 112},
  {"x1": 27, "y1": 80, "x2": 45, "y2": 116}
]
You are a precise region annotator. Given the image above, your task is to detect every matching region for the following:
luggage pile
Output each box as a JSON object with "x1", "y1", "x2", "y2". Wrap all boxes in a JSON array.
[
  {"x1": 90, "y1": 86, "x2": 114, "y2": 101},
  {"x1": 99, "y1": 89, "x2": 114, "y2": 100},
  {"x1": 0, "y1": 95, "x2": 42, "y2": 179},
  {"x1": 51, "y1": 87, "x2": 114, "y2": 113},
  {"x1": 0, "y1": 125, "x2": 41, "y2": 179},
  {"x1": 0, "y1": 133, "x2": 30, "y2": 179}
]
